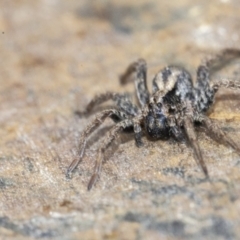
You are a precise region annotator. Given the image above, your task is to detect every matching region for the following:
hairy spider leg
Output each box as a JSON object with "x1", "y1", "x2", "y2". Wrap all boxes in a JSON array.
[
  {"x1": 202, "y1": 117, "x2": 240, "y2": 154},
  {"x1": 210, "y1": 49, "x2": 240, "y2": 93},
  {"x1": 202, "y1": 48, "x2": 240, "y2": 69},
  {"x1": 120, "y1": 58, "x2": 150, "y2": 107},
  {"x1": 213, "y1": 77, "x2": 240, "y2": 91},
  {"x1": 88, "y1": 119, "x2": 134, "y2": 190},
  {"x1": 183, "y1": 116, "x2": 209, "y2": 177},
  {"x1": 169, "y1": 124, "x2": 185, "y2": 142},
  {"x1": 195, "y1": 48, "x2": 240, "y2": 112},
  {"x1": 133, "y1": 116, "x2": 145, "y2": 147},
  {"x1": 76, "y1": 91, "x2": 145, "y2": 147},
  {"x1": 75, "y1": 92, "x2": 139, "y2": 117},
  {"x1": 66, "y1": 109, "x2": 127, "y2": 177}
]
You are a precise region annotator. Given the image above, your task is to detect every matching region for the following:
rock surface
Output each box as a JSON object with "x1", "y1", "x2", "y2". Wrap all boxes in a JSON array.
[{"x1": 0, "y1": 0, "x2": 240, "y2": 239}]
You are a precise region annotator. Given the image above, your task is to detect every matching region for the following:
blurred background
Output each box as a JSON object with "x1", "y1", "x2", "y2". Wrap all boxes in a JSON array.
[{"x1": 1, "y1": 0, "x2": 240, "y2": 239}]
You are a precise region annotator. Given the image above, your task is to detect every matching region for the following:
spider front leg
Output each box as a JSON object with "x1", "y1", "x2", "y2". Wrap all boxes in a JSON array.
[
  {"x1": 183, "y1": 116, "x2": 209, "y2": 178},
  {"x1": 197, "y1": 48, "x2": 240, "y2": 86},
  {"x1": 75, "y1": 92, "x2": 138, "y2": 117},
  {"x1": 120, "y1": 59, "x2": 150, "y2": 107},
  {"x1": 133, "y1": 118, "x2": 144, "y2": 147},
  {"x1": 212, "y1": 79, "x2": 240, "y2": 91},
  {"x1": 195, "y1": 48, "x2": 240, "y2": 110},
  {"x1": 201, "y1": 48, "x2": 240, "y2": 70},
  {"x1": 167, "y1": 115, "x2": 185, "y2": 142},
  {"x1": 170, "y1": 126, "x2": 185, "y2": 142},
  {"x1": 202, "y1": 116, "x2": 240, "y2": 154},
  {"x1": 88, "y1": 119, "x2": 134, "y2": 190},
  {"x1": 66, "y1": 109, "x2": 127, "y2": 178}
]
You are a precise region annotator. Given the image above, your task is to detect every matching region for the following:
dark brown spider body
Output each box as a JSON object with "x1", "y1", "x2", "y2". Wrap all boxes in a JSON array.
[{"x1": 67, "y1": 49, "x2": 240, "y2": 190}]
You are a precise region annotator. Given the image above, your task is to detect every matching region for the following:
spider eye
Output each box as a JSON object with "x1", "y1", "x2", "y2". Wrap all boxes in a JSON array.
[{"x1": 157, "y1": 102, "x2": 162, "y2": 108}]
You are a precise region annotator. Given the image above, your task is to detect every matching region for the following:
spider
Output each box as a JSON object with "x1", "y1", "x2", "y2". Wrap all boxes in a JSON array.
[{"x1": 67, "y1": 49, "x2": 240, "y2": 190}]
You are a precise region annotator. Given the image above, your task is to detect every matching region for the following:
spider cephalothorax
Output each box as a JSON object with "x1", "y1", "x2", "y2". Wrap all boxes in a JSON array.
[{"x1": 67, "y1": 49, "x2": 240, "y2": 190}]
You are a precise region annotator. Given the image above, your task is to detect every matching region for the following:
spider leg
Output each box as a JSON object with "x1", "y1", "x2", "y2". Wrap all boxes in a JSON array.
[
  {"x1": 170, "y1": 126, "x2": 185, "y2": 142},
  {"x1": 201, "y1": 48, "x2": 240, "y2": 70},
  {"x1": 84, "y1": 92, "x2": 119, "y2": 112},
  {"x1": 202, "y1": 116, "x2": 240, "y2": 153},
  {"x1": 195, "y1": 49, "x2": 240, "y2": 112},
  {"x1": 88, "y1": 119, "x2": 134, "y2": 190},
  {"x1": 133, "y1": 117, "x2": 144, "y2": 147},
  {"x1": 75, "y1": 92, "x2": 138, "y2": 117},
  {"x1": 195, "y1": 63, "x2": 215, "y2": 113},
  {"x1": 120, "y1": 59, "x2": 150, "y2": 107},
  {"x1": 183, "y1": 117, "x2": 209, "y2": 177},
  {"x1": 66, "y1": 109, "x2": 127, "y2": 177},
  {"x1": 212, "y1": 78, "x2": 240, "y2": 91}
]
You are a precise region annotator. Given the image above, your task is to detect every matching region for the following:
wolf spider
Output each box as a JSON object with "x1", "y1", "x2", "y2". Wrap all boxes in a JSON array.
[{"x1": 67, "y1": 49, "x2": 240, "y2": 190}]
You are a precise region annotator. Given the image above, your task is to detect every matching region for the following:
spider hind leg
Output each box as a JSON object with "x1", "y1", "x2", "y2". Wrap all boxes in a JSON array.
[
  {"x1": 195, "y1": 48, "x2": 240, "y2": 112},
  {"x1": 183, "y1": 117, "x2": 209, "y2": 178},
  {"x1": 87, "y1": 119, "x2": 134, "y2": 190},
  {"x1": 120, "y1": 59, "x2": 150, "y2": 107},
  {"x1": 202, "y1": 117, "x2": 240, "y2": 154},
  {"x1": 66, "y1": 109, "x2": 128, "y2": 178}
]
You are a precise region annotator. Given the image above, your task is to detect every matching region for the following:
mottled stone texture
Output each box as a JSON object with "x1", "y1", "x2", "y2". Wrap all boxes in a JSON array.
[{"x1": 0, "y1": 0, "x2": 240, "y2": 239}]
